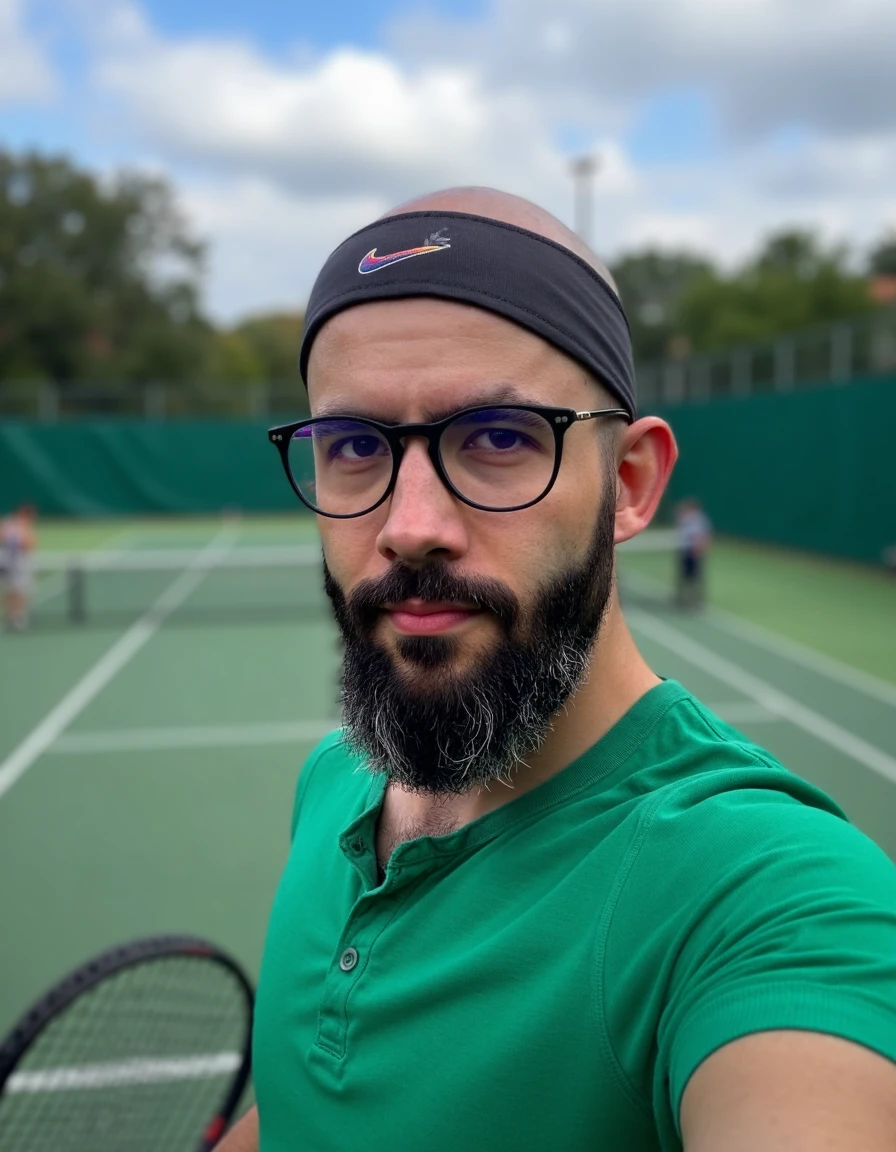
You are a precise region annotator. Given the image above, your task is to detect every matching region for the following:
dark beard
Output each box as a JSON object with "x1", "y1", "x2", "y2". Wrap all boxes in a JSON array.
[{"x1": 323, "y1": 490, "x2": 616, "y2": 795}]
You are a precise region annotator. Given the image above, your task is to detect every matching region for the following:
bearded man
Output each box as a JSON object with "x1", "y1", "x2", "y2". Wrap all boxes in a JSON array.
[{"x1": 216, "y1": 189, "x2": 896, "y2": 1152}]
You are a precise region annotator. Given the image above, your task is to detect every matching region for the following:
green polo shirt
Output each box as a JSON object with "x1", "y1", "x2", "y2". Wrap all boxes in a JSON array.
[{"x1": 253, "y1": 679, "x2": 896, "y2": 1151}]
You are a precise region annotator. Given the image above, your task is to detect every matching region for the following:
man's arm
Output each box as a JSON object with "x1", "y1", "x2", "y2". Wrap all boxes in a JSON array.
[
  {"x1": 212, "y1": 1105, "x2": 258, "y2": 1152},
  {"x1": 681, "y1": 1031, "x2": 896, "y2": 1151}
]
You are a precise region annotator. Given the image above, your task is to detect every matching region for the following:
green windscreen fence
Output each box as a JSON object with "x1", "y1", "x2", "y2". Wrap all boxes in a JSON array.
[
  {"x1": 1, "y1": 376, "x2": 894, "y2": 564},
  {"x1": 0, "y1": 419, "x2": 297, "y2": 517},
  {"x1": 654, "y1": 374, "x2": 896, "y2": 565}
]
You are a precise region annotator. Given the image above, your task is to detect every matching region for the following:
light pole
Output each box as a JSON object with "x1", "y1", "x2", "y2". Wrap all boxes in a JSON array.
[{"x1": 570, "y1": 154, "x2": 600, "y2": 247}]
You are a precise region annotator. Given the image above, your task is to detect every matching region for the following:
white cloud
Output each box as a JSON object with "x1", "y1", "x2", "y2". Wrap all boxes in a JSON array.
[
  {"x1": 0, "y1": 0, "x2": 57, "y2": 105},
  {"x1": 64, "y1": 0, "x2": 896, "y2": 320},
  {"x1": 182, "y1": 180, "x2": 386, "y2": 322},
  {"x1": 390, "y1": 0, "x2": 896, "y2": 141},
  {"x1": 93, "y1": 4, "x2": 562, "y2": 201}
]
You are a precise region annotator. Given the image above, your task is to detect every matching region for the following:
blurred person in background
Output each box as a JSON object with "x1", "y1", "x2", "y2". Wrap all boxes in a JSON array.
[
  {"x1": 675, "y1": 497, "x2": 711, "y2": 609},
  {"x1": 0, "y1": 504, "x2": 37, "y2": 632}
]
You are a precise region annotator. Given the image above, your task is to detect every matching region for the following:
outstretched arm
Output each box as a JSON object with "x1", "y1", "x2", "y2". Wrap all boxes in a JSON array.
[{"x1": 681, "y1": 1031, "x2": 896, "y2": 1151}]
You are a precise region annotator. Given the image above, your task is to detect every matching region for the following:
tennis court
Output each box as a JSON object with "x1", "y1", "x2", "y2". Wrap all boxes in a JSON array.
[{"x1": 1, "y1": 514, "x2": 895, "y2": 1048}]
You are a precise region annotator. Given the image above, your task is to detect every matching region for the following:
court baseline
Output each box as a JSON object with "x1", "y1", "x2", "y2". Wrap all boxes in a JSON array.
[{"x1": 49, "y1": 720, "x2": 339, "y2": 755}]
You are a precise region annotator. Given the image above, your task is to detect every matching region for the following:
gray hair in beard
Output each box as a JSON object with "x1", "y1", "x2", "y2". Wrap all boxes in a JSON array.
[{"x1": 323, "y1": 488, "x2": 617, "y2": 795}]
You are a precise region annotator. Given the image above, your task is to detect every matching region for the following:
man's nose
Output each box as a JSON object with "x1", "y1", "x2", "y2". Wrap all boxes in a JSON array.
[{"x1": 375, "y1": 438, "x2": 469, "y2": 565}]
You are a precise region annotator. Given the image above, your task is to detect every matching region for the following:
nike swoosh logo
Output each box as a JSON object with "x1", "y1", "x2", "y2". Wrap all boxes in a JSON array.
[{"x1": 358, "y1": 244, "x2": 450, "y2": 274}]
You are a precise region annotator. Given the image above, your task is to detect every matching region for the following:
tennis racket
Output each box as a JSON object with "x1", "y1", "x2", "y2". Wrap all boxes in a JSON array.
[{"x1": 0, "y1": 935, "x2": 254, "y2": 1152}]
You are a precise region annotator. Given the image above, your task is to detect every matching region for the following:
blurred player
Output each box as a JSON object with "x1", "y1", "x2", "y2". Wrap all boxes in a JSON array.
[
  {"x1": 1, "y1": 504, "x2": 37, "y2": 631},
  {"x1": 675, "y1": 497, "x2": 711, "y2": 609}
]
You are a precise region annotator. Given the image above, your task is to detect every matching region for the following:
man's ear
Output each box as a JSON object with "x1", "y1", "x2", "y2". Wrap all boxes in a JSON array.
[{"x1": 613, "y1": 417, "x2": 678, "y2": 545}]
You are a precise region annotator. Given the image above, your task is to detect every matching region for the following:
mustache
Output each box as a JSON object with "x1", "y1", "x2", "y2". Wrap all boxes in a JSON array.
[{"x1": 324, "y1": 561, "x2": 520, "y2": 635}]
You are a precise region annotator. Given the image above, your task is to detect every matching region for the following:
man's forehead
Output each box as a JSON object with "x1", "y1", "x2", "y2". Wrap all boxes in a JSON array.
[
  {"x1": 311, "y1": 381, "x2": 546, "y2": 424},
  {"x1": 307, "y1": 297, "x2": 589, "y2": 418}
]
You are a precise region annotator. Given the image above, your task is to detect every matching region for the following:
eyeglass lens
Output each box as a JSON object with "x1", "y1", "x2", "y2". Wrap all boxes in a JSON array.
[{"x1": 287, "y1": 408, "x2": 558, "y2": 515}]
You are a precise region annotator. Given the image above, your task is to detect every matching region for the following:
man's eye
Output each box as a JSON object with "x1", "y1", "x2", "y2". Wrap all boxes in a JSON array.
[
  {"x1": 464, "y1": 429, "x2": 530, "y2": 451},
  {"x1": 331, "y1": 435, "x2": 387, "y2": 460}
]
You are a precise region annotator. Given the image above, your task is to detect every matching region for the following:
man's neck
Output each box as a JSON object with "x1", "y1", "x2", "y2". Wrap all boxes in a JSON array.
[{"x1": 375, "y1": 599, "x2": 658, "y2": 868}]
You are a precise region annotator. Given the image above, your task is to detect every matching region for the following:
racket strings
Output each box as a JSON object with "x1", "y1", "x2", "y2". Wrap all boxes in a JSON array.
[{"x1": 0, "y1": 955, "x2": 251, "y2": 1152}]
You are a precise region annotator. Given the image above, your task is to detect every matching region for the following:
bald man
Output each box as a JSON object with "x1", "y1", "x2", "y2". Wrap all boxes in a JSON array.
[{"x1": 216, "y1": 190, "x2": 896, "y2": 1152}]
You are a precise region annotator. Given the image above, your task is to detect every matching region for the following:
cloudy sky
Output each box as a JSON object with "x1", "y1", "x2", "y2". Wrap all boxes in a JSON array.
[{"x1": 2, "y1": 0, "x2": 895, "y2": 321}]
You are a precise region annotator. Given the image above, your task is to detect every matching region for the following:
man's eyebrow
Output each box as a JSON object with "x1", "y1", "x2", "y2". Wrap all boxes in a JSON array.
[
  {"x1": 312, "y1": 384, "x2": 537, "y2": 424},
  {"x1": 420, "y1": 384, "x2": 533, "y2": 422}
]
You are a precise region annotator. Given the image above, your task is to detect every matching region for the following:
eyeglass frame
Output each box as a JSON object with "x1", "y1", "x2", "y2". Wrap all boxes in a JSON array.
[{"x1": 268, "y1": 402, "x2": 631, "y2": 518}]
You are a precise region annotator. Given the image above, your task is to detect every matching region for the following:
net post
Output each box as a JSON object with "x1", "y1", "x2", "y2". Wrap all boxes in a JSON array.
[{"x1": 67, "y1": 563, "x2": 86, "y2": 624}]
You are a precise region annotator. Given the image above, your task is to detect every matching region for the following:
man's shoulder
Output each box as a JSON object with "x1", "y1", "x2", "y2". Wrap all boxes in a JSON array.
[
  {"x1": 627, "y1": 689, "x2": 892, "y2": 892},
  {"x1": 626, "y1": 686, "x2": 857, "y2": 847},
  {"x1": 290, "y1": 728, "x2": 371, "y2": 838},
  {"x1": 304, "y1": 727, "x2": 350, "y2": 767}
]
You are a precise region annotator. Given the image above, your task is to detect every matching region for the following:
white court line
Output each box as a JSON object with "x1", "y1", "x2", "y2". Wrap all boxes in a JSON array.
[
  {"x1": 622, "y1": 570, "x2": 896, "y2": 708},
  {"x1": 629, "y1": 609, "x2": 896, "y2": 786},
  {"x1": 51, "y1": 720, "x2": 338, "y2": 755},
  {"x1": 0, "y1": 529, "x2": 237, "y2": 802},
  {"x1": 8, "y1": 1052, "x2": 240, "y2": 1094},
  {"x1": 700, "y1": 606, "x2": 896, "y2": 709}
]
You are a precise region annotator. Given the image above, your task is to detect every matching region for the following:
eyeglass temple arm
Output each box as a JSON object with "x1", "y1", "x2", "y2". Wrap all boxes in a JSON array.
[{"x1": 574, "y1": 409, "x2": 631, "y2": 422}]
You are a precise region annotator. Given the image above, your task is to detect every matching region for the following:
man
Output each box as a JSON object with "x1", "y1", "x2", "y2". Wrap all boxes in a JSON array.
[
  {"x1": 0, "y1": 503, "x2": 37, "y2": 631},
  {"x1": 675, "y1": 497, "x2": 711, "y2": 609},
  {"x1": 218, "y1": 188, "x2": 896, "y2": 1151}
]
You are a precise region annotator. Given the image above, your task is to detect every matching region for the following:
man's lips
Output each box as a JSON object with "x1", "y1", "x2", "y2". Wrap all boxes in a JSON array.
[{"x1": 384, "y1": 599, "x2": 481, "y2": 636}]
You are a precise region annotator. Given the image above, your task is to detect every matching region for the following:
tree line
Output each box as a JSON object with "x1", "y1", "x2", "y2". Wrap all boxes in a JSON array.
[
  {"x1": 0, "y1": 151, "x2": 304, "y2": 408},
  {"x1": 1, "y1": 149, "x2": 894, "y2": 403},
  {"x1": 613, "y1": 232, "x2": 896, "y2": 366}
]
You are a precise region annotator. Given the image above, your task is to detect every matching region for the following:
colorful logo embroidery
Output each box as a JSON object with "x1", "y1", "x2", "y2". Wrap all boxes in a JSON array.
[{"x1": 358, "y1": 230, "x2": 451, "y2": 274}]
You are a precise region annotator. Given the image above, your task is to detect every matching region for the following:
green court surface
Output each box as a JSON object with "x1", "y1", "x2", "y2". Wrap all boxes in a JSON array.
[{"x1": 1, "y1": 516, "x2": 895, "y2": 1044}]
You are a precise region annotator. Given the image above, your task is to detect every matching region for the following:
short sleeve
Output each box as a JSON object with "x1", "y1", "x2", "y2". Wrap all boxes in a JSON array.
[{"x1": 600, "y1": 785, "x2": 896, "y2": 1149}]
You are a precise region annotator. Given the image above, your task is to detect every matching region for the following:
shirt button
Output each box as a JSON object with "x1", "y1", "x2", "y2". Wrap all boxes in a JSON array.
[
  {"x1": 339, "y1": 947, "x2": 359, "y2": 972},
  {"x1": 351, "y1": 837, "x2": 364, "y2": 854}
]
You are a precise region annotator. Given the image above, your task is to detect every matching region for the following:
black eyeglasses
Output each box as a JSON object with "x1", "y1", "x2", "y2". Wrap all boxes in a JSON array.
[{"x1": 268, "y1": 403, "x2": 630, "y2": 518}]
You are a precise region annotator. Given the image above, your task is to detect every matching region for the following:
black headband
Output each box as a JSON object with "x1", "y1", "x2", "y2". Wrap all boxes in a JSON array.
[{"x1": 299, "y1": 210, "x2": 637, "y2": 419}]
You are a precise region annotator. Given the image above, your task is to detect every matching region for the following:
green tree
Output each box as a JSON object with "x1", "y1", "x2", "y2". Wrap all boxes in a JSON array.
[
  {"x1": 199, "y1": 312, "x2": 308, "y2": 415},
  {"x1": 0, "y1": 150, "x2": 211, "y2": 390},
  {"x1": 609, "y1": 250, "x2": 715, "y2": 363},
  {"x1": 674, "y1": 229, "x2": 874, "y2": 353},
  {"x1": 868, "y1": 232, "x2": 896, "y2": 277},
  {"x1": 205, "y1": 329, "x2": 265, "y2": 383},
  {"x1": 232, "y1": 312, "x2": 306, "y2": 384}
]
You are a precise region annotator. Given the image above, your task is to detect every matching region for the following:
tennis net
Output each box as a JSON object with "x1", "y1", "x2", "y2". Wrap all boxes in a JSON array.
[
  {"x1": 29, "y1": 545, "x2": 327, "y2": 628},
  {"x1": 25, "y1": 531, "x2": 679, "y2": 629}
]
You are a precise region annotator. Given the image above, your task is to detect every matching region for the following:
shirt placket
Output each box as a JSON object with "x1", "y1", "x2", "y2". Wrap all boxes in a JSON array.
[{"x1": 314, "y1": 821, "x2": 421, "y2": 1059}]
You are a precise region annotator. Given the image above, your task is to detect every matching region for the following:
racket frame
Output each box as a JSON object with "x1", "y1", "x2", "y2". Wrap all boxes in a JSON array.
[{"x1": 0, "y1": 934, "x2": 254, "y2": 1152}]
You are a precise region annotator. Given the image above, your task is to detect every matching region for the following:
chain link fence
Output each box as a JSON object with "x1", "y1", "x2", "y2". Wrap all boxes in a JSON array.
[
  {"x1": 0, "y1": 381, "x2": 310, "y2": 420},
  {"x1": 637, "y1": 307, "x2": 896, "y2": 409}
]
